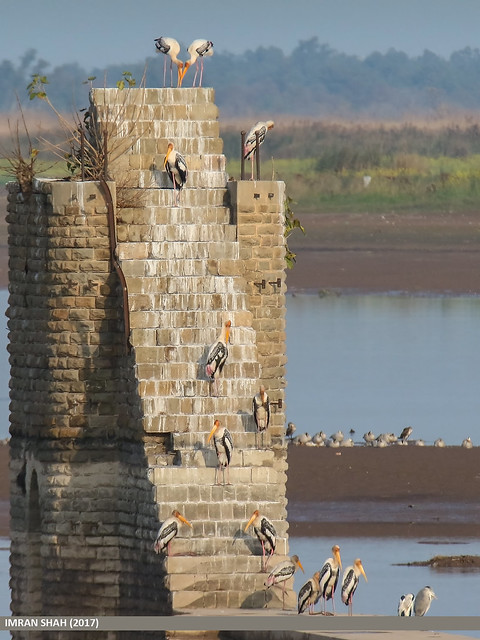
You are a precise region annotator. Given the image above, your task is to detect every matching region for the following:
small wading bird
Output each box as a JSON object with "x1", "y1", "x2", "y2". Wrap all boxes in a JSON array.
[
  {"x1": 154, "y1": 509, "x2": 192, "y2": 556},
  {"x1": 154, "y1": 37, "x2": 183, "y2": 87},
  {"x1": 265, "y1": 554, "x2": 304, "y2": 611},
  {"x1": 286, "y1": 421, "x2": 296, "y2": 442},
  {"x1": 181, "y1": 39, "x2": 214, "y2": 87},
  {"x1": 399, "y1": 425, "x2": 413, "y2": 444},
  {"x1": 318, "y1": 544, "x2": 342, "y2": 615},
  {"x1": 397, "y1": 592, "x2": 415, "y2": 616},
  {"x1": 164, "y1": 142, "x2": 188, "y2": 206},
  {"x1": 298, "y1": 571, "x2": 321, "y2": 615},
  {"x1": 243, "y1": 120, "x2": 274, "y2": 180},
  {"x1": 207, "y1": 419, "x2": 233, "y2": 485},
  {"x1": 341, "y1": 558, "x2": 367, "y2": 616},
  {"x1": 205, "y1": 320, "x2": 231, "y2": 395},
  {"x1": 244, "y1": 509, "x2": 276, "y2": 572},
  {"x1": 414, "y1": 586, "x2": 437, "y2": 616},
  {"x1": 253, "y1": 385, "x2": 270, "y2": 448}
]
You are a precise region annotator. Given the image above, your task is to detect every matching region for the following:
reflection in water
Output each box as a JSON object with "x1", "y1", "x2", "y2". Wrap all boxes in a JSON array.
[{"x1": 286, "y1": 294, "x2": 480, "y2": 445}]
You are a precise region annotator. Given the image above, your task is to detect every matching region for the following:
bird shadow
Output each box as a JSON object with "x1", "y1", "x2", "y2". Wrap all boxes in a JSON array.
[
  {"x1": 231, "y1": 528, "x2": 261, "y2": 556},
  {"x1": 192, "y1": 440, "x2": 217, "y2": 468}
]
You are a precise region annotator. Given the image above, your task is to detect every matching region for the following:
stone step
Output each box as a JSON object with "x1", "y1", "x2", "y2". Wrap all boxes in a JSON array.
[
  {"x1": 134, "y1": 169, "x2": 227, "y2": 190},
  {"x1": 116, "y1": 205, "x2": 231, "y2": 226},
  {"x1": 117, "y1": 222, "x2": 236, "y2": 245},
  {"x1": 165, "y1": 553, "x2": 292, "y2": 575},
  {"x1": 135, "y1": 188, "x2": 228, "y2": 208}
]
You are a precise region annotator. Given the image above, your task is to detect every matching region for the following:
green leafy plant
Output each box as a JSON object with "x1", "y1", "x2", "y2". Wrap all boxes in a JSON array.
[{"x1": 284, "y1": 194, "x2": 305, "y2": 268}]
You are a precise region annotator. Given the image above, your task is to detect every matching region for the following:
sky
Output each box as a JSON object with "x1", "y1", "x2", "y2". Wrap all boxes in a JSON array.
[{"x1": 2, "y1": 0, "x2": 480, "y2": 71}]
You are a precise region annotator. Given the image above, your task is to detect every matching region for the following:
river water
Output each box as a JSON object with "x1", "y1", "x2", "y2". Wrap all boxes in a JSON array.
[{"x1": 0, "y1": 290, "x2": 478, "y2": 634}]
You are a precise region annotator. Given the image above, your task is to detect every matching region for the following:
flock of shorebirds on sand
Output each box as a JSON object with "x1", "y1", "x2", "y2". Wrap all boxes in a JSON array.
[{"x1": 287, "y1": 423, "x2": 474, "y2": 449}]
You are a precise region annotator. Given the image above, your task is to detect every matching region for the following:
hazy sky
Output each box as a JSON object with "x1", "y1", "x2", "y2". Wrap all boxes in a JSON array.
[{"x1": 2, "y1": 0, "x2": 480, "y2": 70}]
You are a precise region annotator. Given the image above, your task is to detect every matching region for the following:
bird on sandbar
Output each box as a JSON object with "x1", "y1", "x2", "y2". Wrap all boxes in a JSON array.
[
  {"x1": 286, "y1": 422, "x2": 296, "y2": 442},
  {"x1": 253, "y1": 385, "x2": 270, "y2": 448},
  {"x1": 154, "y1": 37, "x2": 183, "y2": 87},
  {"x1": 341, "y1": 558, "x2": 367, "y2": 616},
  {"x1": 205, "y1": 320, "x2": 231, "y2": 395},
  {"x1": 399, "y1": 425, "x2": 413, "y2": 444},
  {"x1": 180, "y1": 39, "x2": 214, "y2": 87},
  {"x1": 207, "y1": 418, "x2": 233, "y2": 485},
  {"x1": 397, "y1": 592, "x2": 415, "y2": 616},
  {"x1": 318, "y1": 544, "x2": 342, "y2": 615},
  {"x1": 243, "y1": 120, "x2": 274, "y2": 180},
  {"x1": 154, "y1": 509, "x2": 192, "y2": 556},
  {"x1": 298, "y1": 571, "x2": 321, "y2": 615},
  {"x1": 244, "y1": 509, "x2": 276, "y2": 572},
  {"x1": 462, "y1": 436, "x2": 473, "y2": 448},
  {"x1": 265, "y1": 554, "x2": 304, "y2": 610},
  {"x1": 413, "y1": 586, "x2": 437, "y2": 616},
  {"x1": 164, "y1": 142, "x2": 188, "y2": 206}
]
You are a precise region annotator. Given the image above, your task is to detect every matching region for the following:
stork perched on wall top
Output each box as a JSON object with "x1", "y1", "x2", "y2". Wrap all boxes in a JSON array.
[{"x1": 154, "y1": 37, "x2": 184, "y2": 87}]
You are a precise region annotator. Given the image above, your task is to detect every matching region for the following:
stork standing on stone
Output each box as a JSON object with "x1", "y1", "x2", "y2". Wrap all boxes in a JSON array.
[
  {"x1": 181, "y1": 39, "x2": 214, "y2": 87},
  {"x1": 207, "y1": 419, "x2": 233, "y2": 485},
  {"x1": 164, "y1": 142, "x2": 188, "y2": 206},
  {"x1": 244, "y1": 509, "x2": 276, "y2": 572},
  {"x1": 341, "y1": 558, "x2": 368, "y2": 616},
  {"x1": 205, "y1": 320, "x2": 231, "y2": 395},
  {"x1": 243, "y1": 120, "x2": 274, "y2": 180},
  {"x1": 298, "y1": 571, "x2": 321, "y2": 615},
  {"x1": 154, "y1": 37, "x2": 184, "y2": 87},
  {"x1": 265, "y1": 555, "x2": 304, "y2": 610},
  {"x1": 318, "y1": 544, "x2": 342, "y2": 615},
  {"x1": 154, "y1": 509, "x2": 192, "y2": 556},
  {"x1": 253, "y1": 385, "x2": 270, "y2": 448}
]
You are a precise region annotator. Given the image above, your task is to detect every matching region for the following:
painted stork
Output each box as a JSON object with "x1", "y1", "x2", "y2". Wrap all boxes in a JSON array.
[
  {"x1": 253, "y1": 385, "x2": 270, "y2": 448},
  {"x1": 181, "y1": 39, "x2": 214, "y2": 87},
  {"x1": 414, "y1": 586, "x2": 437, "y2": 616},
  {"x1": 244, "y1": 509, "x2": 276, "y2": 572},
  {"x1": 265, "y1": 554, "x2": 304, "y2": 611},
  {"x1": 398, "y1": 592, "x2": 415, "y2": 616},
  {"x1": 205, "y1": 320, "x2": 231, "y2": 395},
  {"x1": 154, "y1": 37, "x2": 183, "y2": 87},
  {"x1": 341, "y1": 558, "x2": 367, "y2": 616},
  {"x1": 207, "y1": 419, "x2": 233, "y2": 485},
  {"x1": 298, "y1": 571, "x2": 321, "y2": 615},
  {"x1": 243, "y1": 120, "x2": 275, "y2": 179},
  {"x1": 318, "y1": 544, "x2": 342, "y2": 615},
  {"x1": 154, "y1": 509, "x2": 192, "y2": 556},
  {"x1": 164, "y1": 142, "x2": 188, "y2": 206}
]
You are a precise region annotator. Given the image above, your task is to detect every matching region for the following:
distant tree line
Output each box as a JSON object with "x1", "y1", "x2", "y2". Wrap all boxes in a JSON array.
[{"x1": 3, "y1": 38, "x2": 480, "y2": 119}]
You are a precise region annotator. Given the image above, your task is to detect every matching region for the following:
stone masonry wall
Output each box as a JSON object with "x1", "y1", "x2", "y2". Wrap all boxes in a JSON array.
[{"x1": 8, "y1": 87, "x2": 290, "y2": 634}]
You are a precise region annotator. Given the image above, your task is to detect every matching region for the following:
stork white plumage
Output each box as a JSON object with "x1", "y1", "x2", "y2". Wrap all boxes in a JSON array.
[
  {"x1": 265, "y1": 554, "x2": 304, "y2": 611},
  {"x1": 154, "y1": 37, "x2": 183, "y2": 87},
  {"x1": 181, "y1": 39, "x2": 214, "y2": 87},
  {"x1": 398, "y1": 592, "x2": 415, "y2": 616},
  {"x1": 341, "y1": 558, "x2": 367, "y2": 616},
  {"x1": 286, "y1": 421, "x2": 296, "y2": 442},
  {"x1": 414, "y1": 586, "x2": 437, "y2": 616},
  {"x1": 318, "y1": 544, "x2": 342, "y2": 615},
  {"x1": 253, "y1": 385, "x2": 270, "y2": 448},
  {"x1": 154, "y1": 509, "x2": 192, "y2": 556},
  {"x1": 243, "y1": 121, "x2": 275, "y2": 179},
  {"x1": 244, "y1": 509, "x2": 276, "y2": 572},
  {"x1": 298, "y1": 571, "x2": 321, "y2": 615},
  {"x1": 207, "y1": 419, "x2": 233, "y2": 485},
  {"x1": 164, "y1": 142, "x2": 188, "y2": 206},
  {"x1": 205, "y1": 320, "x2": 231, "y2": 395}
]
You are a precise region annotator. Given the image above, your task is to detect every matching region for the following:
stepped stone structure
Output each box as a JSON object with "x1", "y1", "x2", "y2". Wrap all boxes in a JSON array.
[{"x1": 7, "y1": 88, "x2": 290, "y2": 636}]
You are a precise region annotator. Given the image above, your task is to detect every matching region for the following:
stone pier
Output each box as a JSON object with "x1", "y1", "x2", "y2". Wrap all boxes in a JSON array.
[{"x1": 7, "y1": 88, "x2": 290, "y2": 637}]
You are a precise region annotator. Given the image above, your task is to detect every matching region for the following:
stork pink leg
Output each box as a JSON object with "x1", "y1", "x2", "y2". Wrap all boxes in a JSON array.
[{"x1": 199, "y1": 59, "x2": 204, "y2": 87}]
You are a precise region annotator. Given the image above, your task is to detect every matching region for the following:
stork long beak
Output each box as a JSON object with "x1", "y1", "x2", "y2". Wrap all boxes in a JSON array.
[
  {"x1": 360, "y1": 564, "x2": 368, "y2": 582},
  {"x1": 334, "y1": 548, "x2": 342, "y2": 570},
  {"x1": 177, "y1": 63, "x2": 184, "y2": 87},
  {"x1": 296, "y1": 559, "x2": 305, "y2": 573},
  {"x1": 178, "y1": 513, "x2": 193, "y2": 528},
  {"x1": 164, "y1": 146, "x2": 172, "y2": 168},
  {"x1": 244, "y1": 513, "x2": 257, "y2": 533},
  {"x1": 180, "y1": 62, "x2": 191, "y2": 83},
  {"x1": 207, "y1": 421, "x2": 219, "y2": 443}
]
